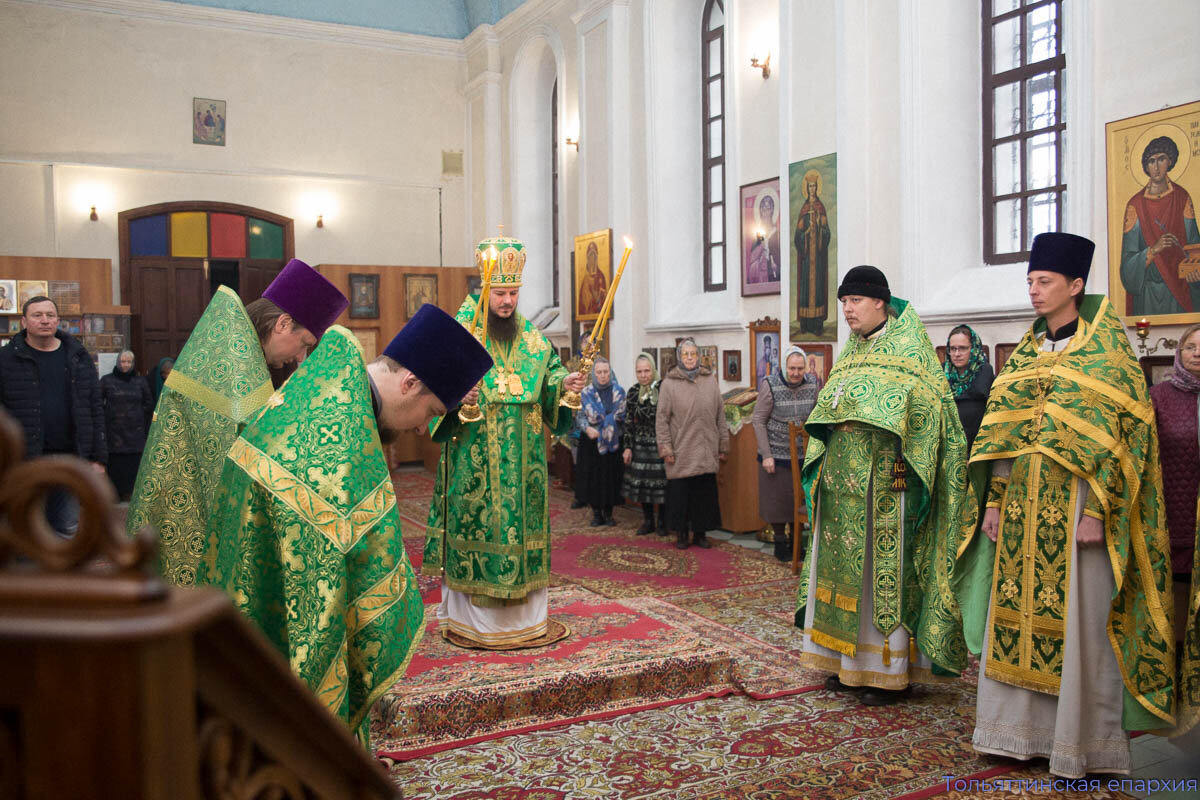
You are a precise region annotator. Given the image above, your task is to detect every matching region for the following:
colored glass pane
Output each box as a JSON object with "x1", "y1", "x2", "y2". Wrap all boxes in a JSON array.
[
  {"x1": 210, "y1": 213, "x2": 246, "y2": 258},
  {"x1": 129, "y1": 215, "x2": 168, "y2": 256},
  {"x1": 171, "y1": 212, "x2": 209, "y2": 258},
  {"x1": 248, "y1": 219, "x2": 284, "y2": 259}
]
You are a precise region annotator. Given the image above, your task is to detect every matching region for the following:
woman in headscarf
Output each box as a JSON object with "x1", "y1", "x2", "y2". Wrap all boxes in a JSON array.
[
  {"x1": 622, "y1": 353, "x2": 668, "y2": 535},
  {"x1": 656, "y1": 338, "x2": 728, "y2": 549},
  {"x1": 100, "y1": 350, "x2": 154, "y2": 500},
  {"x1": 751, "y1": 344, "x2": 820, "y2": 561},
  {"x1": 944, "y1": 324, "x2": 994, "y2": 450},
  {"x1": 149, "y1": 356, "x2": 175, "y2": 405},
  {"x1": 577, "y1": 357, "x2": 627, "y2": 526}
]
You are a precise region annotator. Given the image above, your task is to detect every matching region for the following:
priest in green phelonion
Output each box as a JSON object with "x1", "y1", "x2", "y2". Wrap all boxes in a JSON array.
[
  {"x1": 797, "y1": 265, "x2": 971, "y2": 706},
  {"x1": 424, "y1": 235, "x2": 587, "y2": 650},
  {"x1": 128, "y1": 259, "x2": 349, "y2": 586},
  {"x1": 199, "y1": 304, "x2": 494, "y2": 744}
]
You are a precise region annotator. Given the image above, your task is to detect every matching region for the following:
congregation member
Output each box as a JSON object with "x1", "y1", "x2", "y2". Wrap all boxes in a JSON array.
[
  {"x1": 751, "y1": 344, "x2": 819, "y2": 562},
  {"x1": 1150, "y1": 322, "x2": 1200, "y2": 748},
  {"x1": 148, "y1": 356, "x2": 174, "y2": 405},
  {"x1": 656, "y1": 338, "x2": 728, "y2": 550},
  {"x1": 200, "y1": 305, "x2": 493, "y2": 744},
  {"x1": 577, "y1": 356, "x2": 626, "y2": 527},
  {"x1": 944, "y1": 324, "x2": 994, "y2": 451},
  {"x1": 958, "y1": 232, "x2": 1175, "y2": 777},
  {"x1": 100, "y1": 350, "x2": 154, "y2": 501},
  {"x1": 0, "y1": 296, "x2": 106, "y2": 535},
  {"x1": 797, "y1": 266, "x2": 969, "y2": 706},
  {"x1": 622, "y1": 352, "x2": 668, "y2": 535},
  {"x1": 128, "y1": 259, "x2": 348, "y2": 585},
  {"x1": 424, "y1": 236, "x2": 586, "y2": 649}
]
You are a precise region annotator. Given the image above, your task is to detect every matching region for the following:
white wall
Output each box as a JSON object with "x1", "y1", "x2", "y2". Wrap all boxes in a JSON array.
[{"x1": 0, "y1": 0, "x2": 469, "y2": 301}]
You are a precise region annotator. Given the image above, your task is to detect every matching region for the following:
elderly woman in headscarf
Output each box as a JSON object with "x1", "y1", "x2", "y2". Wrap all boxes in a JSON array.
[
  {"x1": 100, "y1": 350, "x2": 154, "y2": 500},
  {"x1": 944, "y1": 324, "x2": 994, "y2": 451},
  {"x1": 577, "y1": 356, "x2": 627, "y2": 526},
  {"x1": 751, "y1": 344, "x2": 820, "y2": 561},
  {"x1": 149, "y1": 356, "x2": 175, "y2": 406},
  {"x1": 657, "y1": 338, "x2": 728, "y2": 549},
  {"x1": 622, "y1": 352, "x2": 668, "y2": 535}
]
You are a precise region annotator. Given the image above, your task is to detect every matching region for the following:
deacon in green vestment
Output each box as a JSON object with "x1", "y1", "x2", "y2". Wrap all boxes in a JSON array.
[
  {"x1": 423, "y1": 235, "x2": 586, "y2": 649},
  {"x1": 199, "y1": 306, "x2": 494, "y2": 743},
  {"x1": 797, "y1": 265, "x2": 970, "y2": 707},
  {"x1": 128, "y1": 259, "x2": 348, "y2": 585},
  {"x1": 958, "y1": 233, "x2": 1175, "y2": 778}
]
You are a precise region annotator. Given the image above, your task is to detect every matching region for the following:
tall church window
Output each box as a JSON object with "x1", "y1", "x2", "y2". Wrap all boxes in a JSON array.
[
  {"x1": 982, "y1": 0, "x2": 1064, "y2": 263},
  {"x1": 701, "y1": 0, "x2": 726, "y2": 290},
  {"x1": 551, "y1": 80, "x2": 560, "y2": 306}
]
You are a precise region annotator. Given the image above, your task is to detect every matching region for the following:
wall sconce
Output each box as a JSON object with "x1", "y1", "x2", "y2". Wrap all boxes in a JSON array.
[
  {"x1": 1135, "y1": 317, "x2": 1176, "y2": 357},
  {"x1": 750, "y1": 52, "x2": 771, "y2": 79},
  {"x1": 565, "y1": 136, "x2": 579, "y2": 151},
  {"x1": 89, "y1": 206, "x2": 98, "y2": 221},
  {"x1": 316, "y1": 215, "x2": 324, "y2": 228}
]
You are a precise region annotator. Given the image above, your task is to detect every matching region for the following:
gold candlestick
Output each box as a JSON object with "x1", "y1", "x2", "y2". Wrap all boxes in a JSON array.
[
  {"x1": 458, "y1": 248, "x2": 497, "y2": 423},
  {"x1": 561, "y1": 237, "x2": 633, "y2": 410}
]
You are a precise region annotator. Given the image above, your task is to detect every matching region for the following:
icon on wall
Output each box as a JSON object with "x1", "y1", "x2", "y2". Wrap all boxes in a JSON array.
[{"x1": 193, "y1": 97, "x2": 226, "y2": 146}]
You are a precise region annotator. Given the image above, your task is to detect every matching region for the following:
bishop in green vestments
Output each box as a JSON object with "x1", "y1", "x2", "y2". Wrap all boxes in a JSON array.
[
  {"x1": 128, "y1": 260, "x2": 347, "y2": 585},
  {"x1": 958, "y1": 233, "x2": 1175, "y2": 777},
  {"x1": 798, "y1": 266, "x2": 970, "y2": 706},
  {"x1": 424, "y1": 236, "x2": 586, "y2": 648},
  {"x1": 200, "y1": 306, "x2": 494, "y2": 743}
]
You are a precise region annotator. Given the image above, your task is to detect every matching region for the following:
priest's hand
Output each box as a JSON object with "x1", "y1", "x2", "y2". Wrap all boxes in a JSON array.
[
  {"x1": 462, "y1": 384, "x2": 480, "y2": 407},
  {"x1": 762, "y1": 457, "x2": 776, "y2": 474},
  {"x1": 623, "y1": 448, "x2": 632, "y2": 465},
  {"x1": 982, "y1": 507, "x2": 1000, "y2": 542},
  {"x1": 563, "y1": 372, "x2": 586, "y2": 393},
  {"x1": 1076, "y1": 515, "x2": 1104, "y2": 547}
]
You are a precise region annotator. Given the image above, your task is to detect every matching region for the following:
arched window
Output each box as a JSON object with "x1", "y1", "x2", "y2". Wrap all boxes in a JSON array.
[
  {"x1": 701, "y1": 0, "x2": 726, "y2": 291},
  {"x1": 551, "y1": 79, "x2": 560, "y2": 306},
  {"x1": 982, "y1": 0, "x2": 1065, "y2": 263}
]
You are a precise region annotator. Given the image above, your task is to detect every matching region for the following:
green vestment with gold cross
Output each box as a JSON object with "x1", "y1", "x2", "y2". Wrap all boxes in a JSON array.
[
  {"x1": 128, "y1": 285, "x2": 274, "y2": 586},
  {"x1": 798, "y1": 297, "x2": 970, "y2": 676},
  {"x1": 956, "y1": 295, "x2": 1175, "y2": 731},
  {"x1": 422, "y1": 295, "x2": 572, "y2": 605},
  {"x1": 197, "y1": 326, "x2": 425, "y2": 744}
]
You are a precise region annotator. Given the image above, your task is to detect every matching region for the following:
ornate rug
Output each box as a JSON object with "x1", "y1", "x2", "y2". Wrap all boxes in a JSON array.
[
  {"x1": 669, "y1": 578, "x2": 807, "y2": 664},
  {"x1": 374, "y1": 586, "x2": 738, "y2": 760},
  {"x1": 383, "y1": 670, "x2": 1040, "y2": 799}
]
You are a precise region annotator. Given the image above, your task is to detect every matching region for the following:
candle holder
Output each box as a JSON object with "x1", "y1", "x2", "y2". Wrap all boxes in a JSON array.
[
  {"x1": 560, "y1": 342, "x2": 595, "y2": 411},
  {"x1": 1134, "y1": 318, "x2": 1177, "y2": 357}
]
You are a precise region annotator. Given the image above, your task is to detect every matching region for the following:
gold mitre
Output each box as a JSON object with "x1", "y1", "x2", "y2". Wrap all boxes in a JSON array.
[{"x1": 475, "y1": 235, "x2": 526, "y2": 287}]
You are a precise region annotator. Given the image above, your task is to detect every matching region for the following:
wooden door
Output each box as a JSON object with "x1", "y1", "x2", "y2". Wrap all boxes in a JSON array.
[
  {"x1": 239, "y1": 259, "x2": 285, "y2": 306},
  {"x1": 132, "y1": 258, "x2": 208, "y2": 368}
]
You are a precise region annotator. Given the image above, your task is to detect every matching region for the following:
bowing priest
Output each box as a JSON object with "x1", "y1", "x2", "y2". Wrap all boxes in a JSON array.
[
  {"x1": 128, "y1": 259, "x2": 348, "y2": 585},
  {"x1": 797, "y1": 265, "x2": 970, "y2": 706},
  {"x1": 424, "y1": 235, "x2": 586, "y2": 649},
  {"x1": 199, "y1": 305, "x2": 494, "y2": 743},
  {"x1": 958, "y1": 232, "x2": 1175, "y2": 777}
]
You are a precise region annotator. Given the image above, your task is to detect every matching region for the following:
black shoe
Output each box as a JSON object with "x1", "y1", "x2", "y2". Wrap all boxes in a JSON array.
[
  {"x1": 590, "y1": 511, "x2": 604, "y2": 527},
  {"x1": 824, "y1": 675, "x2": 865, "y2": 693},
  {"x1": 860, "y1": 686, "x2": 912, "y2": 706},
  {"x1": 636, "y1": 520, "x2": 655, "y2": 535},
  {"x1": 694, "y1": 532, "x2": 712, "y2": 549},
  {"x1": 674, "y1": 531, "x2": 689, "y2": 549},
  {"x1": 604, "y1": 510, "x2": 617, "y2": 527},
  {"x1": 773, "y1": 538, "x2": 792, "y2": 562}
]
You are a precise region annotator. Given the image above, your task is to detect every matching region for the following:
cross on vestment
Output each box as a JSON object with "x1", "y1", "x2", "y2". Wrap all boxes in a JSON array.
[{"x1": 830, "y1": 382, "x2": 847, "y2": 409}]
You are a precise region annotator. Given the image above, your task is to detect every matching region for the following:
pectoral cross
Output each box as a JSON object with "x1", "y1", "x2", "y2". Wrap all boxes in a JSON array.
[{"x1": 830, "y1": 382, "x2": 847, "y2": 409}]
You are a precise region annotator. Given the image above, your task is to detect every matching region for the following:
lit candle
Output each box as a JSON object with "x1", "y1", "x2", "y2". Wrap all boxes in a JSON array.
[
  {"x1": 593, "y1": 237, "x2": 633, "y2": 344},
  {"x1": 480, "y1": 247, "x2": 498, "y2": 344},
  {"x1": 469, "y1": 247, "x2": 498, "y2": 337},
  {"x1": 1135, "y1": 317, "x2": 1150, "y2": 336}
]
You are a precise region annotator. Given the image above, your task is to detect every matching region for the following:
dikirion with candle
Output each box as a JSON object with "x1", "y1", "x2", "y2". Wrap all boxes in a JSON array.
[
  {"x1": 562, "y1": 236, "x2": 634, "y2": 410},
  {"x1": 423, "y1": 234, "x2": 587, "y2": 650}
]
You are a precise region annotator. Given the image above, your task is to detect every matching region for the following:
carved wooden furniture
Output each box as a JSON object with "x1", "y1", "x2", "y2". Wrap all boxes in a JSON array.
[
  {"x1": 0, "y1": 412, "x2": 400, "y2": 800},
  {"x1": 788, "y1": 421, "x2": 810, "y2": 576},
  {"x1": 717, "y1": 425, "x2": 766, "y2": 534}
]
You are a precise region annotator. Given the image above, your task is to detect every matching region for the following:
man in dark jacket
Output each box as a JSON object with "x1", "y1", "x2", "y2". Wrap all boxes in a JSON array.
[{"x1": 0, "y1": 295, "x2": 107, "y2": 534}]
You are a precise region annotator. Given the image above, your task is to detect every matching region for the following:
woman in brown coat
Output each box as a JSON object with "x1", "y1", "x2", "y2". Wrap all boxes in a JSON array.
[{"x1": 656, "y1": 338, "x2": 729, "y2": 549}]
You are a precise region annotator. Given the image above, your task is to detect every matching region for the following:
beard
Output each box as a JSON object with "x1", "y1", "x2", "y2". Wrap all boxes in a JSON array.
[{"x1": 487, "y1": 308, "x2": 519, "y2": 343}]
